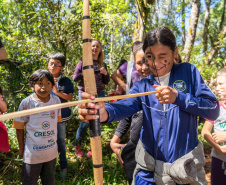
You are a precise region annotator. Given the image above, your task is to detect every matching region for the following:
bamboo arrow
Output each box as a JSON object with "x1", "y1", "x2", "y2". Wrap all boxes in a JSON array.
[{"x1": 0, "y1": 91, "x2": 159, "y2": 121}]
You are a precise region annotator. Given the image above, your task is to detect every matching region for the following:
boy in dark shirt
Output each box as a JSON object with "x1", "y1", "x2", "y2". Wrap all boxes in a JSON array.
[{"x1": 48, "y1": 53, "x2": 74, "y2": 181}]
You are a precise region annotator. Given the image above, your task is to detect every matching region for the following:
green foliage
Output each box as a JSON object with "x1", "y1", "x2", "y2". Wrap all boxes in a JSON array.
[
  {"x1": 0, "y1": 0, "x2": 225, "y2": 183},
  {"x1": 193, "y1": 0, "x2": 226, "y2": 65},
  {"x1": 0, "y1": 0, "x2": 135, "y2": 183}
]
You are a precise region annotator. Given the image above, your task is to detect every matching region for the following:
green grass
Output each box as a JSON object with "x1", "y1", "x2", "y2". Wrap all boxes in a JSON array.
[
  {"x1": 1, "y1": 118, "x2": 210, "y2": 184},
  {"x1": 0, "y1": 120, "x2": 128, "y2": 185}
]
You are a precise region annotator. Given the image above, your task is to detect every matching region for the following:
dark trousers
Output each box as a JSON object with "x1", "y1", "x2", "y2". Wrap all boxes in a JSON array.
[
  {"x1": 121, "y1": 140, "x2": 137, "y2": 185},
  {"x1": 22, "y1": 158, "x2": 56, "y2": 185},
  {"x1": 211, "y1": 156, "x2": 226, "y2": 185}
]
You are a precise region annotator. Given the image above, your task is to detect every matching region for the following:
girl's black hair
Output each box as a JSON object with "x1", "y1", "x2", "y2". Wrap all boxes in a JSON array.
[
  {"x1": 143, "y1": 27, "x2": 177, "y2": 52},
  {"x1": 0, "y1": 86, "x2": 2, "y2": 95},
  {"x1": 29, "y1": 69, "x2": 55, "y2": 87},
  {"x1": 175, "y1": 54, "x2": 182, "y2": 64},
  {"x1": 48, "y1": 52, "x2": 66, "y2": 67}
]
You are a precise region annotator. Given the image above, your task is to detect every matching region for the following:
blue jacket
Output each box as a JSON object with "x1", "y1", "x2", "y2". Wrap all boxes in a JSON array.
[
  {"x1": 105, "y1": 63, "x2": 219, "y2": 183},
  {"x1": 51, "y1": 76, "x2": 74, "y2": 122}
]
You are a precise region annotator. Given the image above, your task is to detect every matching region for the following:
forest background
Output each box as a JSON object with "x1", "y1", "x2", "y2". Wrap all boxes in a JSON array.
[{"x1": 0, "y1": 0, "x2": 225, "y2": 184}]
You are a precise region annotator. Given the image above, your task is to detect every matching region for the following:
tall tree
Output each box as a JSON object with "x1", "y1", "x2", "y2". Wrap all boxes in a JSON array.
[
  {"x1": 181, "y1": 0, "x2": 186, "y2": 46},
  {"x1": 205, "y1": 0, "x2": 226, "y2": 65},
  {"x1": 205, "y1": 25, "x2": 226, "y2": 65},
  {"x1": 219, "y1": 0, "x2": 226, "y2": 31},
  {"x1": 133, "y1": 0, "x2": 155, "y2": 41},
  {"x1": 203, "y1": 0, "x2": 211, "y2": 54},
  {"x1": 182, "y1": 0, "x2": 201, "y2": 62}
]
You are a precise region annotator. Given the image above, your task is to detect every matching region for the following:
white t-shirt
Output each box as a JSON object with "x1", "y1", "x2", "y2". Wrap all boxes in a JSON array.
[
  {"x1": 154, "y1": 72, "x2": 171, "y2": 110},
  {"x1": 13, "y1": 94, "x2": 61, "y2": 164},
  {"x1": 208, "y1": 101, "x2": 226, "y2": 162},
  {"x1": 154, "y1": 72, "x2": 171, "y2": 87}
]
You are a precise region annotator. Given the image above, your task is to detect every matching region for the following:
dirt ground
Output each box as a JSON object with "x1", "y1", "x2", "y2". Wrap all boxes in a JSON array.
[{"x1": 204, "y1": 147, "x2": 212, "y2": 185}]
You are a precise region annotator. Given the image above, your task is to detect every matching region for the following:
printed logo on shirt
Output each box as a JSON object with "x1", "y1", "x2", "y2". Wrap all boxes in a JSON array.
[
  {"x1": 58, "y1": 86, "x2": 65, "y2": 91},
  {"x1": 42, "y1": 121, "x2": 50, "y2": 130},
  {"x1": 219, "y1": 120, "x2": 226, "y2": 129},
  {"x1": 31, "y1": 103, "x2": 41, "y2": 109},
  {"x1": 41, "y1": 113, "x2": 50, "y2": 117},
  {"x1": 22, "y1": 105, "x2": 28, "y2": 110},
  {"x1": 33, "y1": 141, "x2": 56, "y2": 151},
  {"x1": 218, "y1": 141, "x2": 226, "y2": 146},
  {"x1": 50, "y1": 111, "x2": 56, "y2": 119},
  {"x1": 173, "y1": 80, "x2": 186, "y2": 92},
  {"x1": 34, "y1": 130, "x2": 55, "y2": 137},
  {"x1": 31, "y1": 104, "x2": 41, "y2": 115}
]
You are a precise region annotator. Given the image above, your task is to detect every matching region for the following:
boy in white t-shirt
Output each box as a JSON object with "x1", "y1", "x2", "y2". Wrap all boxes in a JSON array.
[
  {"x1": 13, "y1": 69, "x2": 61, "y2": 185},
  {"x1": 202, "y1": 68, "x2": 226, "y2": 185}
]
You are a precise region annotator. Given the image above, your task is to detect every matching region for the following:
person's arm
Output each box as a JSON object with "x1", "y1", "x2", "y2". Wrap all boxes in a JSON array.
[
  {"x1": 16, "y1": 129, "x2": 25, "y2": 157},
  {"x1": 212, "y1": 131, "x2": 226, "y2": 143},
  {"x1": 53, "y1": 91, "x2": 73, "y2": 101},
  {"x1": 0, "y1": 47, "x2": 8, "y2": 60},
  {"x1": 53, "y1": 77, "x2": 74, "y2": 101},
  {"x1": 12, "y1": 98, "x2": 29, "y2": 157},
  {"x1": 100, "y1": 63, "x2": 110, "y2": 85},
  {"x1": 72, "y1": 61, "x2": 83, "y2": 82},
  {"x1": 52, "y1": 81, "x2": 73, "y2": 101},
  {"x1": 111, "y1": 70, "x2": 126, "y2": 92},
  {"x1": 219, "y1": 145, "x2": 226, "y2": 154},
  {"x1": 0, "y1": 95, "x2": 7, "y2": 113},
  {"x1": 155, "y1": 64, "x2": 219, "y2": 121},
  {"x1": 78, "y1": 92, "x2": 108, "y2": 123},
  {"x1": 78, "y1": 82, "x2": 141, "y2": 123},
  {"x1": 115, "y1": 118, "x2": 131, "y2": 139},
  {"x1": 201, "y1": 120, "x2": 222, "y2": 153},
  {"x1": 110, "y1": 118, "x2": 131, "y2": 165},
  {"x1": 110, "y1": 135, "x2": 126, "y2": 165}
]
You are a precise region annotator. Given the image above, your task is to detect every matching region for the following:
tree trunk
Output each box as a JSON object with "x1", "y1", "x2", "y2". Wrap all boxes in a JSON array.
[
  {"x1": 219, "y1": 0, "x2": 226, "y2": 31},
  {"x1": 203, "y1": 0, "x2": 211, "y2": 54},
  {"x1": 133, "y1": 0, "x2": 155, "y2": 42},
  {"x1": 205, "y1": 25, "x2": 226, "y2": 65},
  {"x1": 181, "y1": 0, "x2": 186, "y2": 46},
  {"x1": 134, "y1": 12, "x2": 145, "y2": 42},
  {"x1": 110, "y1": 30, "x2": 113, "y2": 68},
  {"x1": 182, "y1": 0, "x2": 201, "y2": 63}
]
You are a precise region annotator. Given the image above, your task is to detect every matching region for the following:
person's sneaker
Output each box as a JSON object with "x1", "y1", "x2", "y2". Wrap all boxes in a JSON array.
[
  {"x1": 86, "y1": 150, "x2": 92, "y2": 158},
  {"x1": 75, "y1": 146, "x2": 83, "y2": 158},
  {"x1": 59, "y1": 168, "x2": 67, "y2": 181}
]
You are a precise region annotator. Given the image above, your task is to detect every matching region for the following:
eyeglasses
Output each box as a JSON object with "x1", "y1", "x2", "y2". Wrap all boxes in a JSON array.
[{"x1": 48, "y1": 63, "x2": 62, "y2": 67}]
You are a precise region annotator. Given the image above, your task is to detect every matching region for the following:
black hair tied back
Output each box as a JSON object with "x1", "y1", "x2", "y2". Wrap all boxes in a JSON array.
[{"x1": 143, "y1": 27, "x2": 177, "y2": 52}]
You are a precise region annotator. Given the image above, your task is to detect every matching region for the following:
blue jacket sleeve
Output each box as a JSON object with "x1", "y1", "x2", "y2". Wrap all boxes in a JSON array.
[
  {"x1": 105, "y1": 82, "x2": 142, "y2": 123},
  {"x1": 174, "y1": 65, "x2": 219, "y2": 120}
]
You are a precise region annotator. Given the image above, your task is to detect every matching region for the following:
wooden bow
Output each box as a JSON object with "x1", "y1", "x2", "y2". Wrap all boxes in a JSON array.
[{"x1": 82, "y1": 0, "x2": 103, "y2": 184}]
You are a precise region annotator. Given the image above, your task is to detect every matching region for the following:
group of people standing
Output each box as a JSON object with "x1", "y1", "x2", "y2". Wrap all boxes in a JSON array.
[
  {"x1": 0, "y1": 26, "x2": 226, "y2": 185},
  {"x1": 78, "y1": 26, "x2": 226, "y2": 185}
]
